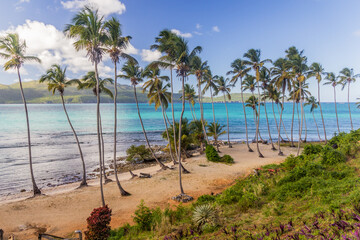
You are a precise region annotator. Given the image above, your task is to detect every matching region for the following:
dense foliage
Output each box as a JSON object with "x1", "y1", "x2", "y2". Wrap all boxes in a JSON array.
[
  {"x1": 85, "y1": 205, "x2": 112, "y2": 240},
  {"x1": 205, "y1": 145, "x2": 234, "y2": 164},
  {"x1": 126, "y1": 145, "x2": 151, "y2": 162}
]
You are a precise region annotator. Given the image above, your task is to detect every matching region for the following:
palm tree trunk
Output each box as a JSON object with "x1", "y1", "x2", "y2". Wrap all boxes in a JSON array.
[
  {"x1": 170, "y1": 67, "x2": 178, "y2": 159},
  {"x1": 313, "y1": 111, "x2": 322, "y2": 142},
  {"x1": 240, "y1": 78, "x2": 253, "y2": 152},
  {"x1": 264, "y1": 101, "x2": 276, "y2": 150},
  {"x1": 17, "y1": 67, "x2": 41, "y2": 196},
  {"x1": 210, "y1": 87, "x2": 219, "y2": 152},
  {"x1": 223, "y1": 94, "x2": 231, "y2": 148},
  {"x1": 291, "y1": 100, "x2": 295, "y2": 147},
  {"x1": 255, "y1": 77, "x2": 263, "y2": 158},
  {"x1": 113, "y1": 62, "x2": 130, "y2": 196},
  {"x1": 272, "y1": 101, "x2": 285, "y2": 144},
  {"x1": 60, "y1": 94, "x2": 87, "y2": 187},
  {"x1": 297, "y1": 82, "x2": 304, "y2": 156},
  {"x1": 133, "y1": 85, "x2": 167, "y2": 169},
  {"x1": 348, "y1": 82, "x2": 353, "y2": 130},
  {"x1": 193, "y1": 104, "x2": 198, "y2": 121},
  {"x1": 303, "y1": 108, "x2": 307, "y2": 142},
  {"x1": 189, "y1": 103, "x2": 196, "y2": 121},
  {"x1": 318, "y1": 81, "x2": 327, "y2": 143},
  {"x1": 94, "y1": 62, "x2": 105, "y2": 207},
  {"x1": 198, "y1": 78, "x2": 208, "y2": 143},
  {"x1": 99, "y1": 117, "x2": 111, "y2": 183},
  {"x1": 276, "y1": 104, "x2": 290, "y2": 141},
  {"x1": 334, "y1": 86, "x2": 340, "y2": 133},
  {"x1": 297, "y1": 102, "x2": 300, "y2": 140},
  {"x1": 277, "y1": 83, "x2": 285, "y2": 156},
  {"x1": 178, "y1": 76, "x2": 186, "y2": 195},
  {"x1": 159, "y1": 93, "x2": 177, "y2": 165}
]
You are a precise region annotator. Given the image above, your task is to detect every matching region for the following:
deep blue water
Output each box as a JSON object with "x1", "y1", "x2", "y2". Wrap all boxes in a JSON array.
[{"x1": 0, "y1": 102, "x2": 359, "y2": 196}]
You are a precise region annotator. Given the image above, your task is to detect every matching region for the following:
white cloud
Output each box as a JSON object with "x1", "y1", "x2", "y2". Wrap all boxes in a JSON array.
[
  {"x1": 123, "y1": 43, "x2": 139, "y2": 55},
  {"x1": 212, "y1": 26, "x2": 220, "y2": 32},
  {"x1": 19, "y1": 0, "x2": 30, "y2": 3},
  {"x1": 196, "y1": 23, "x2": 201, "y2": 29},
  {"x1": 193, "y1": 31, "x2": 203, "y2": 36},
  {"x1": 61, "y1": 0, "x2": 126, "y2": 16},
  {"x1": 171, "y1": 29, "x2": 192, "y2": 38},
  {"x1": 141, "y1": 49, "x2": 161, "y2": 62}
]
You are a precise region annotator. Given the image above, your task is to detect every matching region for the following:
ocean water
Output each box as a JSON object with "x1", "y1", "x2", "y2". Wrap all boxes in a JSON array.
[{"x1": 0, "y1": 102, "x2": 359, "y2": 196}]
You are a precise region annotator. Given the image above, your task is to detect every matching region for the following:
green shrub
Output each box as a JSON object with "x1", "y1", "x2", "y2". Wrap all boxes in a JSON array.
[
  {"x1": 196, "y1": 194, "x2": 216, "y2": 205},
  {"x1": 303, "y1": 144, "x2": 323, "y2": 156},
  {"x1": 220, "y1": 154, "x2": 234, "y2": 164},
  {"x1": 133, "y1": 200, "x2": 153, "y2": 231},
  {"x1": 205, "y1": 145, "x2": 221, "y2": 162},
  {"x1": 321, "y1": 146, "x2": 346, "y2": 165},
  {"x1": 126, "y1": 145, "x2": 151, "y2": 162}
]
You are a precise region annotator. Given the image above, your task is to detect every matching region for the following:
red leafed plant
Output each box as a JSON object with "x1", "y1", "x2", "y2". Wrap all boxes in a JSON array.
[{"x1": 85, "y1": 205, "x2": 112, "y2": 240}]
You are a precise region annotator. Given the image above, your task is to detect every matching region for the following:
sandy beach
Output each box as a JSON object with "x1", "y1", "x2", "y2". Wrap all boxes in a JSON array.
[{"x1": 0, "y1": 143, "x2": 297, "y2": 239}]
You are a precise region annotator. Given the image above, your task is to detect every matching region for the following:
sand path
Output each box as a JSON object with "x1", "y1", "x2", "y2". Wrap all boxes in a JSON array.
[{"x1": 0, "y1": 143, "x2": 297, "y2": 239}]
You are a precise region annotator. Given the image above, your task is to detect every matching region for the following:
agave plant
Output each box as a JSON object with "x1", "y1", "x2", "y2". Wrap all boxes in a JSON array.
[{"x1": 192, "y1": 204, "x2": 219, "y2": 229}]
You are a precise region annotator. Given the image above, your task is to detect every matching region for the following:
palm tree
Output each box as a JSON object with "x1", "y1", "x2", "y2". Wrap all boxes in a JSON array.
[
  {"x1": 77, "y1": 71, "x2": 113, "y2": 184},
  {"x1": 214, "y1": 76, "x2": 233, "y2": 148},
  {"x1": 227, "y1": 58, "x2": 253, "y2": 152},
  {"x1": 183, "y1": 84, "x2": 198, "y2": 121},
  {"x1": 65, "y1": 6, "x2": 108, "y2": 207},
  {"x1": 259, "y1": 67, "x2": 276, "y2": 150},
  {"x1": 190, "y1": 56, "x2": 209, "y2": 143},
  {"x1": 104, "y1": 17, "x2": 134, "y2": 196},
  {"x1": 243, "y1": 49, "x2": 271, "y2": 158},
  {"x1": 308, "y1": 62, "x2": 327, "y2": 143},
  {"x1": 357, "y1": 98, "x2": 360, "y2": 109},
  {"x1": 0, "y1": 33, "x2": 42, "y2": 196},
  {"x1": 207, "y1": 122, "x2": 226, "y2": 150},
  {"x1": 119, "y1": 61, "x2": 168, "y2": 170},
  {"x1": 324, "y1": 72, "x2": 340, "y2": 133},
  {"x1": 39, "y1": 64, "x2": 88, "y2": 188},
  {"x1": 338, "y1": 67, "x2": 359, "y2": 130},
  {"x1": 172, "y1": 37, "x2": 201, "y2": 198},
  {"x1": 142, "y1": 65, "x2": 178, "y2": 165},
  {"x1": 271, "y1": 57, "x2": 293, "y2": 155},
  {"x1": 203, "y1": 70, "x2": 220, "y2": 151},
  {"x1": 304, "y1": 96, "x2": 322, "y2": 141}
]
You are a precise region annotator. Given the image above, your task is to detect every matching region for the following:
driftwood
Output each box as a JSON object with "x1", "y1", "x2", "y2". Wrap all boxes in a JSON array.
[
  {"x1": 129, "y1": 170, "x2": 138, "y2": 179},
  {"x1": 139, "y1": 172, "x2": 151, "y2": 178},
  {"x1": 38, "y1": 230, "x2": 82, "y2": 240}
]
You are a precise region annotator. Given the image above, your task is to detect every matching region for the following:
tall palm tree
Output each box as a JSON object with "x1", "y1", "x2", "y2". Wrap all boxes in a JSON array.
[
  {"x1": 104, "y1": 17, "x2": 134, "y2": 196},
  {"x1": 119, "y1": 61, "x2": 168, "y2": 170},
  {"x1": 227, "y1": 58, "x2": 253, "y2": 152},
  {"x1": 202, "y1": 70, "x2": 220, "y2": 151},
  {"x1": 0, "y1": 33, "x2": 42, "y2": 196},
  {"x1": 308, "y1": 62, "x2": 327, "y2": 143},
  {"x1": 214, "y1": 76, "x2": 233, "y2": 148},
  {"x1": 183, "y1": 84, "x2": 198, "y2": 121},
  {"x1": 65, "y1": 6, "x2": 108, "y2": 207},
  {"x1": 324, "y1": 72, "x2": 340, "y2": 133},
  {"x1": 243, "y1": 49, "x2": 271, "y2": 158},
  {"x1": 77, "y1": 71, "x2": 113, "y2": 184},
  {"x1": 271, "y1": 57, "x2": 293, "y2": 155},
  {"x1": 259, "y1": 67, "x2": 276, "y2": 150},
  {"x1": 207, "y1": 122, "x2": 226, "y2": 150},
  {"x1": 172, "y1": 37, "x2": 201, "y2": 197},
  {"x1": 142, "y1": 65, "x2": 178, "y2": 165},
  {"x1": 304, "y1": 96, "x2": 322, "y2": 142},
  {"x1": 338, "y1": 67, "x2": 359, "y2": 130},
  {"x1": 190, "y1": 56, "x2": 209, "y2": 143},
  {"x1": 39, "y1": 64, "x2": 88, "y2": 188}
]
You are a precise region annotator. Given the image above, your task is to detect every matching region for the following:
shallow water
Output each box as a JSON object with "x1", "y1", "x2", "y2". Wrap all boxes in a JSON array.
[{"x1": 0, "y1": 102, "x2": 359, "y2": 196}]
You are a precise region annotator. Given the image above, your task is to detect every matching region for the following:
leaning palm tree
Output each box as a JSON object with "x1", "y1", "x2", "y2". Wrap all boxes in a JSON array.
[
  {"x1": 324, "y1": 72, "x2": 340, "y2": 133},
  {"x1": 356, "y1": 98, "x2": 360, "y2": 109},
  {"x1": 190, "y1": 56, "x2": 209, "y2": 143},
  {"x1": 65, "y1": 6, "x2": 108, "y2": 206},
  {"x1": 214, "y1": 76, "x2": 233, "y2": 148},
  {"x1": 338, "y1": 67, "x2": 359, "y2": 130},
  {"x1": 39, "y1": 64, "x2": 88, "y2": 188},
  {"x1": 77, "y1": 71, "x2": 113, "y2": 184},
  {"x1": 119, "y1": 60, "x2": 168, "y2": 170},
  {"x1": 0, "y1": 33, "x2": 42, "y2": 196},
  {"x1": 304, "y1": 96, "x2": 322, "y2": 142},
  {"x1": 243, "y1": 49, "x2": 271, "y2": 158},
  {"x1": 227, "y1": 58, "x2": 252, "y2": 152},
  {"x1": 271, "y1": 57, "x2": 293, "y2": 155},
  {"x1": 104, "y1": 17, "x2": 134, "y2": 196},
  {"x1": 183, "y1": 84, "x2": 198, "y2": 121},
  {"x1": 308, "y1": 62, "x2": 327, "y2": 143},
  {"x1": 207, "y1": 122, "x2": 226, "y2": 152},
  {"x1": 202, "y1": 70, "x2": 219, "y2": 151}
]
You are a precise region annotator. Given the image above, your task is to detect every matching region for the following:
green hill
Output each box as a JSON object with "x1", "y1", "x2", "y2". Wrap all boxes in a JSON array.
[
  {"x1": 0, "y1": 80, "x2": 182, "y2": 104},
  {"x1": 202, "y1": 92, "x2": 253, "y2": 103}
]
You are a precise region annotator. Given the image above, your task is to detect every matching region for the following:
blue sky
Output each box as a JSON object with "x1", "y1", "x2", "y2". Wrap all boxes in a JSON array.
[{"x1": 1, "y1": 0, "x2": 360, "y2": 102}]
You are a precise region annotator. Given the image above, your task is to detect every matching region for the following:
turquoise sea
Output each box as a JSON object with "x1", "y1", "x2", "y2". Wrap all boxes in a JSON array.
[{"x1": 0, "y1": 102, "x2": 359, "y2": 196}]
